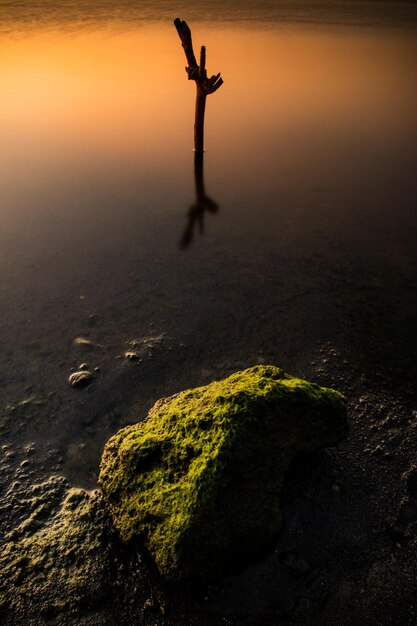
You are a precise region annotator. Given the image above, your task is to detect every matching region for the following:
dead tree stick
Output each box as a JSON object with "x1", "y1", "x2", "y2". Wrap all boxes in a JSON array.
[{"x1": 174, "y1": 18, "x2": 223, "y2": 154}]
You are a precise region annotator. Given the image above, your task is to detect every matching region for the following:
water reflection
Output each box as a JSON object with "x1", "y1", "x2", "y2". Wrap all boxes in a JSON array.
[
  {"x1": 0, "y1": 13, "x2": 416, "y2": 448},
  {"x1": 179, "y1": 153, "x2": 219, "y2": 249}
]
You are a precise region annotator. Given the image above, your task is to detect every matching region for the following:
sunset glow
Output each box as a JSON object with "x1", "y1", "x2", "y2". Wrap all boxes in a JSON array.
[{"x1": 2, "y1": 24, "x2": 415, "y2": 190}]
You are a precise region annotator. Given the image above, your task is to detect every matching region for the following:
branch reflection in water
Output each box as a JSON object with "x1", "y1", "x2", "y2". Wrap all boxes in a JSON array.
[{"x1": 179, "y1": 153, "x2": 219, "y2": 249}]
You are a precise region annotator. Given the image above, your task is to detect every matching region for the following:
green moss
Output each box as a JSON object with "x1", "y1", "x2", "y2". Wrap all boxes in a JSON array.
[
  {"x1": 0, "y1": 483, "x2": 113, "y2": 618},
  {"x1": 99, "y1": 365, "x2": 348, "y2": 580}
]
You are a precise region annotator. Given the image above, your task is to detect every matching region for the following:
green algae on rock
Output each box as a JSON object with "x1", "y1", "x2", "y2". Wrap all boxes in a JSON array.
[
  {"x1": 99, "y1": 365, "x2": 348, "y2": 581},
  {"x1": 0, "y1": 479, "x2": 114, "y2": 620}
]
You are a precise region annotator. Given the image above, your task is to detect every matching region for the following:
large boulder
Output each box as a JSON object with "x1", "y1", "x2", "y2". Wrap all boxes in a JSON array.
[{"x1": 99, "y1": 365, "x2": 348, "y2": 580}]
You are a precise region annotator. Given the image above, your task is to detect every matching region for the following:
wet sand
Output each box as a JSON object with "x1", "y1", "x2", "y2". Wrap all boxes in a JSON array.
[{"x1": 1, "y1": 241, "x2": 416, "y2": 623}]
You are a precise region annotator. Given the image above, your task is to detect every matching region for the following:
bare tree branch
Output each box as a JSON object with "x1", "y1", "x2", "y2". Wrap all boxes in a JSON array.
[{"x1": 174, "y1": 17, "x2": 223, "y2": 153}]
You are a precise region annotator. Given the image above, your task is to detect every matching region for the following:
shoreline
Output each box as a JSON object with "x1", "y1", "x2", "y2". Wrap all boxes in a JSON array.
[{"x1": 1, "y1": 337, "x2": 416, "y2": 624}]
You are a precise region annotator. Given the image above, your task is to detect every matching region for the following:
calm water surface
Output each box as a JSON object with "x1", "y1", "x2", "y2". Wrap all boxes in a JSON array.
[{"x1": 1, "y1": 2, "x2": 416, "y2": 484}]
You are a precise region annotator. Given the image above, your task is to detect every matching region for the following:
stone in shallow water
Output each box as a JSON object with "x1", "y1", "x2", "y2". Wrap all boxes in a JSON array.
[
  {"x1": 68, "y1": 370, "x2": 93, "y2": 388},
  {"x1": 124, "y1": 351, "x2": 141, "y2": 361},
  {"x1": 99, "y1": 365, "x2": 348, "y2": 581}
]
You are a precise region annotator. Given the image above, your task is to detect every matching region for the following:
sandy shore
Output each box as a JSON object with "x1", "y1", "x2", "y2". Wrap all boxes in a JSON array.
[{"x1": 1, "y1": 244, "x2": 416, "y2": 624}]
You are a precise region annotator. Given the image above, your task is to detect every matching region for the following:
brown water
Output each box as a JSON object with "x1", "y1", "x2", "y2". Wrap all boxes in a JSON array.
[{"x1": 1, "y1": 2, "x2": 416, "y2": 485}]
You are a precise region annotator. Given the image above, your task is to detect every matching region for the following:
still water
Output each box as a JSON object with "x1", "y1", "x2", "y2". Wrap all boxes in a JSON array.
[{"x1": 0, "y1": 2, "x2": 416, "y2": 484}]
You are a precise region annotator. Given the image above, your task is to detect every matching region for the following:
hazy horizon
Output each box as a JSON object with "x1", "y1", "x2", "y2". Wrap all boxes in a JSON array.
[{"x1": 1, "y1": 0, "x2": 417, "y2": 33}]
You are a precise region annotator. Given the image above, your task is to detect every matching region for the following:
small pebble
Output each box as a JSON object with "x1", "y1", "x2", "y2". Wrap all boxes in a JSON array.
[
  {"x1": 73, "y1": 337, "x2": 102, "y2": 349},
  {"x1": 143, "y1": 597, "x2": 159, "y2": 611},
  {"x1": 124, "y1": 351, "x2": 141, "y2": 361},
  {"x1": 69, "y1": 370, "x2": 94, "y2": 388},
  {"x1": 24, "y1": 443, "x2": 37, "y2": 454}
]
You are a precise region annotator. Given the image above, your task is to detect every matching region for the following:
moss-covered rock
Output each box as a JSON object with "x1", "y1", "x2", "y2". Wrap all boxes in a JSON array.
[
  {"x1": 0, "y1": 479, "x2": 114, "y2": 620},
  {"x1": 99, "y1": 365, "x2": 348, "y2": 581}
]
